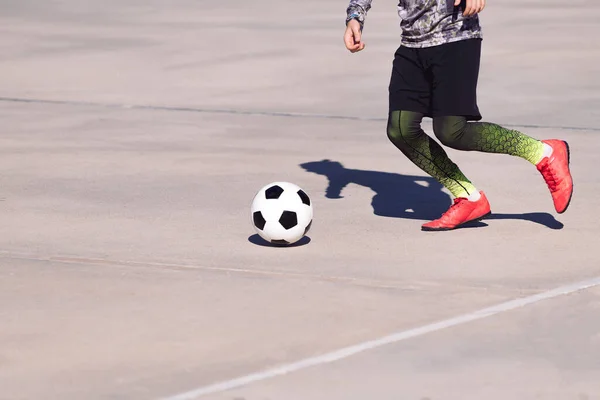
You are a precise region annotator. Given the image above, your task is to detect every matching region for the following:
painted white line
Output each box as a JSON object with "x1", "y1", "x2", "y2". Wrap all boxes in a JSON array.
[{"x1": 162, "y1": 276, "x2": 600, "y2": 400}]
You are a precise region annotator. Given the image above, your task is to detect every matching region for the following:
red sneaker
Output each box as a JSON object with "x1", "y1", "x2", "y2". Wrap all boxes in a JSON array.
[
  {"x1": 536, "y1": 140, "x2": 573, "y2": 214},
  {"x1": 422, "y1": 191, "x2": 491, "y2": 231}
]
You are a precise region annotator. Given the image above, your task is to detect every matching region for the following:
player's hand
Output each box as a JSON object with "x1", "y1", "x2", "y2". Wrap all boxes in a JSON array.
[
  {"x1": 344, "y1": 19, "x2": 365, "y2": 53},
  {"x1": 455, "y1": 0, "x2": 486, "y2": 16}
]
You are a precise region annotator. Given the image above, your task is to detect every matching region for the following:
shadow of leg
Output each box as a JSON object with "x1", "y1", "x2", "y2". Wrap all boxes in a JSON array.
[
  {"x1": 487, "y1": 212, "x2": 563, "y2": 230},
  {"x1": 300, "y1": 160, "x2": 452, "y2": 221}
]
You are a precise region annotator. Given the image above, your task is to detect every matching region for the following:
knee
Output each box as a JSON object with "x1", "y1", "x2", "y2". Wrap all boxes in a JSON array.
[
  {"x1": 433, "y1": 116, "x2": 467, "y2": 148},
  {"x1": 386, "y1": 111, "x2": 421, "y2": 145},
  {"x1": 386, "y1": 113, "x2": 403, "y2": 144}
]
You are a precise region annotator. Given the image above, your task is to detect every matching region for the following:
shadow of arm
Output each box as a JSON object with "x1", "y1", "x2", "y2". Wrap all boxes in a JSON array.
[{"x1": 325, "y1": 177, "x2": 351, "y2": 199}]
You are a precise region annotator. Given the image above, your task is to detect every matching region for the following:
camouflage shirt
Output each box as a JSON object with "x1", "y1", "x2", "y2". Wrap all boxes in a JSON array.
[{"x1": 346, "y1": 0, "x2": 482, "y2": 48}]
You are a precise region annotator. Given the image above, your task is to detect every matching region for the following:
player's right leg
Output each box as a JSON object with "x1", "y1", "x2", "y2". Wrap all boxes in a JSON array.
[
  {"x1": 386, "y1": 110, "x2": 477, "y2": 199},
  {"x1": 387, "y1": 45, "x2": 490, "y2": 231},
  {"x1": 386, "y1": 110, "x2": 491, "y2": 231}
]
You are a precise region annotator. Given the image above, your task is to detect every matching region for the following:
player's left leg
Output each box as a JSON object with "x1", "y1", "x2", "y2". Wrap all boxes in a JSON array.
[
  {"x1": 428, "y1": 38, "x2": 573, "y2": 214},
  {"x1": 432, "y1": 117, "x2": 573, "y2": 213}
]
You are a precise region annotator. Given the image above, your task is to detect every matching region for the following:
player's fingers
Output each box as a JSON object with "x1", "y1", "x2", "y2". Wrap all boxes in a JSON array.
[
  {"x1": 471, "y1": 0, "x2": 477, "y2": 15},
  {"x1": 464, "y1": 0, "x2": 474, "y2": 15},
  {"x1": 344, "y1": 30, "x2": 358, "y2": 50},
  {"x1": 479, "y1": 0, "x2": 486, "y2": 13},
  {"x1": 352, "y1": 26, "x2": 362, "y2": 44},
  {"x1": 351, "y1": 43, "x2": 363, "y2": 53},
  {"x1": 454, "y1": 0, "x2": 461, "y2": 6},
  {"x1": 343, "y1": 29, "x2": 352, "y2": 44}
]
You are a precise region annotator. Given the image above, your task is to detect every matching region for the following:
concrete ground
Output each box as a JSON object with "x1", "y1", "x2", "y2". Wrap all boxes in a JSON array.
[{"x1": 1, "y1": 0, "x2": 599, "y2": 399}]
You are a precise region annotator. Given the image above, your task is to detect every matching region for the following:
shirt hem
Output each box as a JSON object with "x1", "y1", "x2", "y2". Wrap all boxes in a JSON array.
[{"x1": 400, "y1": 32, "x2": 483, "y2": 48}]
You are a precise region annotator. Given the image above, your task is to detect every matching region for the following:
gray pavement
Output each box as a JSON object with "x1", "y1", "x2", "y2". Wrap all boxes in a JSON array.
[{"x1": 1, "y1": 0, "x2": 599, "y2": 399}]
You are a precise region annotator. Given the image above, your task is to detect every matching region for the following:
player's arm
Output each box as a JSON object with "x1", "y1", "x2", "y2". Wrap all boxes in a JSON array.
[
  {"x1": 456, "y1": 0, "x2": 486, "y2": 16},
  {"x1": 344, "y1": 0, "x2": 372, "y2": 53}
]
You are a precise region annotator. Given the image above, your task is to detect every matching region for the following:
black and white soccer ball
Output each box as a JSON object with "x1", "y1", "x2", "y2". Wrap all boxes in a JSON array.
[{"x1": 251, "y1": 182, "x2": 313, "y2": 245}]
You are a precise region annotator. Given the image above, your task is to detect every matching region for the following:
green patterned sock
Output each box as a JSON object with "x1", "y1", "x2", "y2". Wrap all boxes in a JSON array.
[
  {"x1": 433, "y1": 117, "x2": 545, "y2": 165},
  {"x1": 387, "y1": 111, "x2": 477, "y2": 198}
]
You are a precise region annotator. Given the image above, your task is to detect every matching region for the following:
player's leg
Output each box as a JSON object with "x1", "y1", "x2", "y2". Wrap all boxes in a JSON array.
[
  {"x1": 386, "y1": 111, "x2": 491, "y2": 231},
  {"x1": 433, "y1": 117, "x2": 573, "y2": 213},
  {"x1": 387, "y1": 45, "x2": 478, "y2": 199},
  {"x1": 387, "y1": 45, "x2": 491, "y2": 231},
  {"x1": 429, "y1": 38, "x2": 573, "y2": 213},
  {"x1": 387, "y1": 110, "x2": 477, "y2": 199},
  {"x1": 433, "y1": 117, "x2": 545, "y2": 164}
]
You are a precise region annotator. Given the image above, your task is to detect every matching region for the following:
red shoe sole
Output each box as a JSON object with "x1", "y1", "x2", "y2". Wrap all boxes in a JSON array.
[
  {"x1": 558, "y1": 140, "x2": 573, "y2": 214},
  {"x1": 421, "y1": 211, "x2": 492, "y2": 232}
]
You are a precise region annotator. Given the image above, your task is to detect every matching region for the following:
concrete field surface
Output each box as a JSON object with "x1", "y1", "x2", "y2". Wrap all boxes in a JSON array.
[{"x1": 1, "y1": 0, "x2": 599, "y2": 399}]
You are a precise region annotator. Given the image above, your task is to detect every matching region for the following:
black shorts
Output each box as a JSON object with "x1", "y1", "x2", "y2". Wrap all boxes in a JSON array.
[{"x1": 389, "y1": 38, "x2": 482, "y2": 121}]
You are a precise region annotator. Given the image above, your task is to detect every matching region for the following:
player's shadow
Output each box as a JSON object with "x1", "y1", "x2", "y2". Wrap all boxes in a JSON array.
[
  {"x1": 301, "y1": 159, "x2": 451, "y2": 221},
  {"x1": 300, "y1": 159, "x2": 563, "y2": 230}
]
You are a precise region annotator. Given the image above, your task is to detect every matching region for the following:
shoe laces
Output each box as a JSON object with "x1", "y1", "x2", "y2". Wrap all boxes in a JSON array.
[
  {"x1": 442, "y1": 197, "x2": 469, "y2": 217},
  {"x1": 539, "y1": 160, "x2": 558, "y2": 191}
]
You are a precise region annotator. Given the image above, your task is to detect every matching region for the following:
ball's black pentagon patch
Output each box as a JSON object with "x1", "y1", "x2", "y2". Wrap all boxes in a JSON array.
[
  {"x1": 297, "y1": 190, "x2": 311, "y2": 206},
  {"x1": 265, "y1": 185, "x2": 284, "y2": 199},
  {"x1": 304, "y1": 220, "x2": 312, "y2": 235},
  {"x1": 271, "y1": 239, "x2": 289, "y2": 245},
  {"x1": 253, "y1": 211, "x2": 266, "y2": 230},
  {"x1": 279, "y1": 211, "x2": 298, "y2": 230}
]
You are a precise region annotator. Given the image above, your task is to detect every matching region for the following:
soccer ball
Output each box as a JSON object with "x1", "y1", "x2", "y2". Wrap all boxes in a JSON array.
[{"x1": 251, "y1": 182, "x2": 313, "y2": 245}]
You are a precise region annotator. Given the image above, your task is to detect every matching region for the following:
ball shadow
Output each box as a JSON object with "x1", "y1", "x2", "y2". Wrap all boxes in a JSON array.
[{"x1": 248, "y1": 234, "x2": 312, "y2": 248}]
